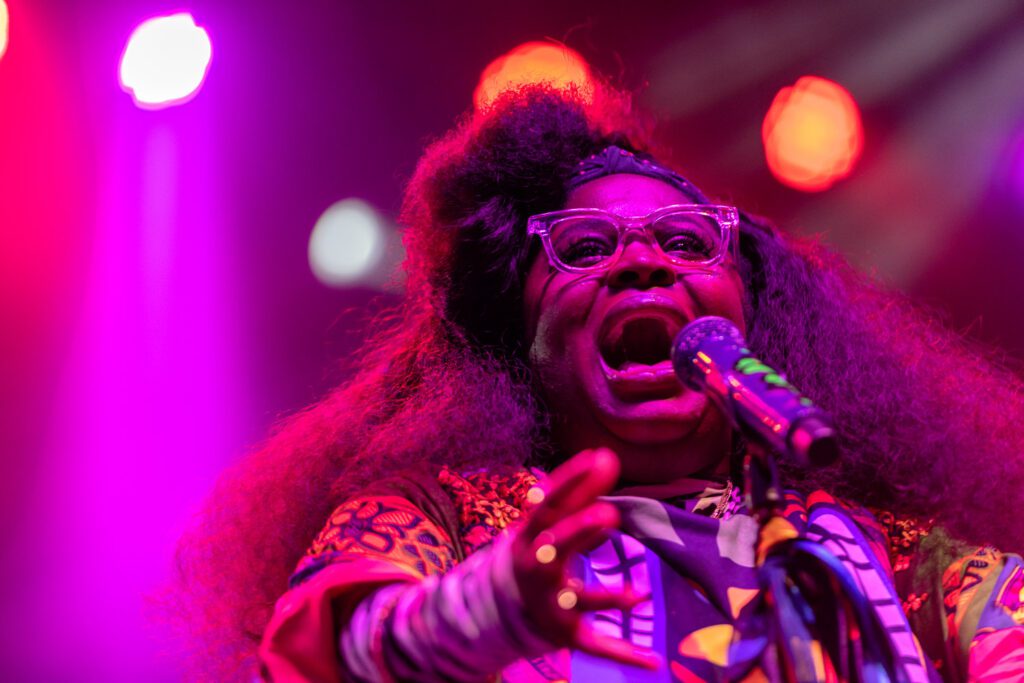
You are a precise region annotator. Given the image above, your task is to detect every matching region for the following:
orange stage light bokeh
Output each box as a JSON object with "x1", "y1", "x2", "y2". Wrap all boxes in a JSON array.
[
  {"x1": 763, "y1": 76, "x2": 864, "y2": 192},
  {"x1": 474, "y1": 41, "x2": 592, "y2": 111}
]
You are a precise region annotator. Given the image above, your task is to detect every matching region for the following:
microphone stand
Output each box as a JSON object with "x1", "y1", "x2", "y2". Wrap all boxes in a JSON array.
[
  {"x1": 672, "y1": 317, "x2": 909, "y2": 681},
  {"x1": 742, "y1": 443, "x2": 906, "y2": 683}
]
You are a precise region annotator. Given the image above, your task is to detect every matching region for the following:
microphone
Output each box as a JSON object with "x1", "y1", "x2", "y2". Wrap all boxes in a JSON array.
[{"x1": 671, "y1": 316, "x2": 839, "y2": 468}]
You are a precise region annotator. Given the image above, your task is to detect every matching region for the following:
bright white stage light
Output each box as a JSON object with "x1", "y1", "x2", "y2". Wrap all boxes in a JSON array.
[
  {"x1": 119, "y1": 12, "x2": 212, "y2": 109},
  {"x1": 309, "y1": 199, "x2": 386, "y2": 286},
  {"x1": 0, "y1": 0, "x2": 9, "y2": 62}
]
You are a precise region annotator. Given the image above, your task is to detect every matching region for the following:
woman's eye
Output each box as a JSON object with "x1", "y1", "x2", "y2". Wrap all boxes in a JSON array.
[
  {"x1": 656, "y1": 217, "x2": 718, "y2": 259},
  {"x1": 552, "y1": 218, "x2": 618, "y2": 266},
  {"x1": 661, "y1": 231, "x2": 714, "y2": 257},
  {"x1": 560, "y1": 236, "x2": 616, "y2": 265}
]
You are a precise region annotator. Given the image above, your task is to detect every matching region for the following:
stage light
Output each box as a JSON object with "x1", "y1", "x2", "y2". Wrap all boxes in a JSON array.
[
  {"x1": 763, "y1": 76, "x2": 864, "y2": 192},
  {"x1": 309, "y1": 199, "x2": 386, "y2": 286},
  {"x1": 119, "y1": 12, "x2": 212, "y2": 109},
  {"x1": 474, "y1": 42, "x2": 592, "y2": 111},
  {"x1": 0, "y1": 0, "x2": 9, "y2": 62}
]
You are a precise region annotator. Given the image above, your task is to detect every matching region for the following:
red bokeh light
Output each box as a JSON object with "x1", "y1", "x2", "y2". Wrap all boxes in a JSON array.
[
  {"x1": 474, "y1": 41, "x2": 592, "y2": 111},
  {"x1": 762, "y1": 76, "x2": 864, "y2": 192}
]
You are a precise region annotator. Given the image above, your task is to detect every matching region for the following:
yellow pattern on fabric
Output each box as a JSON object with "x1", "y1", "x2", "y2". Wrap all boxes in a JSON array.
[
  {"x1": 755, "y1": 515, "x2": 799, "y2": 567},
  {"x1": 942, "y1": 546, "x2": 1002, "y2": 640},
  {"x1": 726, "y1": 586, "x2": 759, "y2": 619}
]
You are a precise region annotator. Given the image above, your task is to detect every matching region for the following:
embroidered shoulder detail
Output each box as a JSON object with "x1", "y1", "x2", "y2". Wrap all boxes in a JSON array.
[
  {"x1": 869, "y1": 509, "x2": 934, "y2": 573},
  {"x1": 437, "y1": 467, "x2": 538, "y2": 555},
  {"x1": 293, "y1": 494, "x2": 457, "y2": 587}
]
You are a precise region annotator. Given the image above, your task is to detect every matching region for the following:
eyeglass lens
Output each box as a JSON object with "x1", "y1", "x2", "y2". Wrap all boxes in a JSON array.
[{"x1": 548, "y1": 213, "x2": 723, "y2": 270}]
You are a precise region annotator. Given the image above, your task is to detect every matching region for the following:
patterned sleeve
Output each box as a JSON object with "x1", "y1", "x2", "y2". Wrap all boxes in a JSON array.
[
  {"x1": 290, "y1": 494, "x2": 458, "y2": 587},
  {"x1": 874, "y1": 513, "x2": 1024, "y2": 682},
  {"x1": 260, "y1": 470, "x2": 463, "y2": 683}
]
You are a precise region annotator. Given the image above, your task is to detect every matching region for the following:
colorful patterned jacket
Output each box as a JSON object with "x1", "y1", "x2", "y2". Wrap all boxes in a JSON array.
[{"x1": 259, "y1": 467, "x2": 1024, "y2": 682}]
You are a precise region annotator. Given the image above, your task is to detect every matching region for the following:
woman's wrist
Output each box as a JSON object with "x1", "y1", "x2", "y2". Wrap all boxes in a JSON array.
[{"x1": 337, "y1": 534, "x2": 555, "y2": 682}]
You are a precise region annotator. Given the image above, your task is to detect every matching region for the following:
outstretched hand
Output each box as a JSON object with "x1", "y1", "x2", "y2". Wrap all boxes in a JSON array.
[{"x1": 510, "y1": 448, "x2": 660, "y2": 670}]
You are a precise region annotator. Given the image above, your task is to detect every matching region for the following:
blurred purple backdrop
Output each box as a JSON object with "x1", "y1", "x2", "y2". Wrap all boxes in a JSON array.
[{"x1": 1, "y1": 0, "x2": 1023, "y2": 680}]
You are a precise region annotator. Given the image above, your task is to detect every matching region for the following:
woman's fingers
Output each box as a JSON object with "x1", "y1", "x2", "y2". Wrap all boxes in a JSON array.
[
  {"x1": 521, "y1": 503, "x2": 618, "y2": 587},
  {"x1": 511, "y1": 447, "x2": 650, "y2": 669},
  {"x1": 571, "y1": 585, "x2": 649, "y2": 613},
  {"x1": 531, "y1": 501, "x2": 619, "y2": 562},
  {"x1": 573, "y1": 626, "x2": 662, "y2": 671},
  {"x1": 523, "y1": 448, "x2": 620, "y2": 539},
  {"x1": 543, "y1": 448, "x2": 620, "y2": 511}
]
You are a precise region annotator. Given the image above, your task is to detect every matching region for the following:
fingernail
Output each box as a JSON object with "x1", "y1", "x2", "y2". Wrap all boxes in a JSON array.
[
  {"x1": 593, "y1": 448, "x2": 620, "y2": 478},
  {"x1": 525, "y1": 485, "x2": 546, "y2": 506}
]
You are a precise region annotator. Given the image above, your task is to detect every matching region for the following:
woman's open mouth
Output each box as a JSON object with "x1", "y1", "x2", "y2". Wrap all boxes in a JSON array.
[{"x1": 597, "y1": 306, "x2": 686, "y2": 400}]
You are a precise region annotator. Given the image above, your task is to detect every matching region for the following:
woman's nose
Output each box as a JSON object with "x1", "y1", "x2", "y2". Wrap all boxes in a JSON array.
[{"x1": 607, "y1": 239, "x2": 674, "y2": 289}]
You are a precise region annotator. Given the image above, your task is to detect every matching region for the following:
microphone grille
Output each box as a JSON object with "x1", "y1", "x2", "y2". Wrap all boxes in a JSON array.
[{"x1": 672, "y1": 316, "x2": 745, "y2": 363}]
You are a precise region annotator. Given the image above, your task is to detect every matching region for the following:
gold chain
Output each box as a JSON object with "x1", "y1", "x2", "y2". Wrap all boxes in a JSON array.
[{"x1": 711, "y1": 480, "x2": 734, "y2": 519}]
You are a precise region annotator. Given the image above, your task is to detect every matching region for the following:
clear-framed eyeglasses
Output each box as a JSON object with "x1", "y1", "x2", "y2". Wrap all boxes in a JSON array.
[{"x1": 526, "y1": 204, "x2": 739, "y2": 274}]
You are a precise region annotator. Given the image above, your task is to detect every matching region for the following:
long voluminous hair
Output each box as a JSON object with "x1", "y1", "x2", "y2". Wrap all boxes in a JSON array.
[{"x1": 171, "y1": 84, "x2": 1024, "y2": 680}]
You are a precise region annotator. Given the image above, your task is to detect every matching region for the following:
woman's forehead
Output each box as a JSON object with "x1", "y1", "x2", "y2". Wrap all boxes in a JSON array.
[{"x1": 563, "y1": 173, "x2": 697, "y2": 215}]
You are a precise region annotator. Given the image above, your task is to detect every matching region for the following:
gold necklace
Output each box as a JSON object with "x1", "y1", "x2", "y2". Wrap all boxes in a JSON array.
[{"x1": 711, "y1": 480, "x2": 735, "y2": 519}]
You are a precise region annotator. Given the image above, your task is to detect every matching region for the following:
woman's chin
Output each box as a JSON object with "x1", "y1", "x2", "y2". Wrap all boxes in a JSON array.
[{"x1": 593, "y1": 390, "x2": 710, "y2": 445}]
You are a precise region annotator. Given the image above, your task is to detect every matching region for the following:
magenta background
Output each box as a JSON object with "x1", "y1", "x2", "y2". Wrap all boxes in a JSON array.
[{"x1": 1, "y1": 1, "x2": 1023, "y2": 680}]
